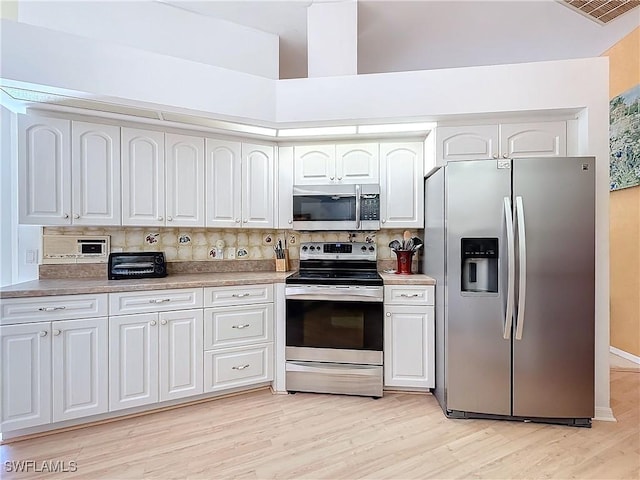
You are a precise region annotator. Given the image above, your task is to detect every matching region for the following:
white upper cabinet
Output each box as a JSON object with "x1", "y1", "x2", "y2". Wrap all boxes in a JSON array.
[
  {"x1": 380, "y1": 142, "x2": 424, "y2": 229},
  {"x1": 121, "y1": 127, "x2": 165, "y2": 226},
  {"x1": 436, "y1": 125, "x2": 499, "y2": 163},
  {"x1": 277, "y1": 146, "x2": 294, "y2": 229},
  {"x1": 293, "y1": 145, "x2": 335, "y2": 184},
  {"x1": 294, "y1": 143, "x2": 379, "y2": 185},
  {"x1": 205, "y1": 139, "x2": 242, "y2": 228},
  {"x1": 206, "y1": 139, "x2": 274, "y2": 228},
  {"x1": 165, "y1": 133, "x2": 205, "y2": 227},
  {"x1": 436, "y1": 121, "x2": 567, "y2": 165},
  {"x1": 336, "y1": 143, "x2": 379, "y2": 183},
  {"x1": 499, "y1": 121, "x2": 567, "y2": 158},
  {"x1": 18, "y1": 115, "x2": 72, "y2": 225},
  {"x1": 242, "y1": 143, "x2": 275, "y2": 228},
  {"x1": 72, "y1": 122, "x2": 121, "y2": 225},
  {"x1": 18, "y1": 116, "x2": 121, "y2": 226}
]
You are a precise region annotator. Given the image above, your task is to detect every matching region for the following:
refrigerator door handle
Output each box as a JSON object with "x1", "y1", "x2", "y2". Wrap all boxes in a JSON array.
[
  {"x1": 515, "y1": 196, "x2": 527, "y2": 340},
  {"x1": 503, "y1": 197, "x2": 515, "y2": 340}
]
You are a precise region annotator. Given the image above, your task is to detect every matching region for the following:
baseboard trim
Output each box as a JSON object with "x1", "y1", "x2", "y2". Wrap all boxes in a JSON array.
[
  {"x1": 610, "y1": 346, "x2": 640, "y2": 365},
  {"x1": 594, "y1": 406, "x2": 617, "y2": 422}
]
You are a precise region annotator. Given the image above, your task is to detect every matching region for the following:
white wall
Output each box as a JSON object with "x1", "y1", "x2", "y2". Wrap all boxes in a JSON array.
[
  {"x1": 307, "y1": 0, "x2": 358, "y2": 77},
  {"x1": 0, "y1": 20, "x2": 277, "y2": 122},
  {"x1": 17, "y1": 0, "x2": 279, "y2": 79}
]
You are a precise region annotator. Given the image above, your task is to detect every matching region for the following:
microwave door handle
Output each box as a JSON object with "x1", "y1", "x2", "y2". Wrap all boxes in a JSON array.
[{"x1": 355, "y1": 184, "x2": 361, "y2": 229}]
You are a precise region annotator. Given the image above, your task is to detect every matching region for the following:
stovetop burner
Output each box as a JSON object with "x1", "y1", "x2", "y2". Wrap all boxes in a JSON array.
[{"x1": 286, "y1": 242, "x2": 382, "y2": 286}]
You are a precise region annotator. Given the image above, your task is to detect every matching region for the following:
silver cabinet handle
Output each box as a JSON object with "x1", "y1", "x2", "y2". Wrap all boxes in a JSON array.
[
  {"x1": 157, "y1": 216, "x2": 163, "y2": 221},
  {"x1": 503, "y1": 197, "x2": 515, "y2": 340},
  {"x1": 167, "y1": 216, "x2": 172, "y2": 221},
  {"x1": 330, "y1": 176, "x2": 335, "y2": 181},
  {"x1": 150, "y1": 320, "x2": 157, "y2": 326},
  {"x1": 502, "y1": 153, "x2": 509, "y2": 159},
  {"x1": 39, "y1": 330, "x2": 48, "y2": 337},
  {"x1": 243, "y1": 219, "x2": 248, "y2": 223},
  {"x1": 53, "y1": 329, "x2": 61, "y2": 336},
  {"x1": 386, "y1": 312, "x2": 391, "y2": 317},
  {"x1": 38, "y1": 306, "x2": 66, "y2": 312},
  {"x1": 288, "y1": 220, "x2": 292, "y2": 224},
  {"x1": 232, "y1": 364, "x2": 250, "y2": 370},
  {"x1": 337, "y1": 176, "x2": 342, "y2": 181},
  {"x1": 235, "y1": 218, "x2": 241, "y2": 223},
  {"x1": 73, "y1": 213, "x2": 80, "y2": 219},
  {"x1": 231, "y1": 293, "x2": 250, "y2": 298},
  {"x1": 515, "y1": 196, "x2": 527, "y2": 340},
  {"x1": 381, "y1": 219, "x2": 386, "y2": 223},
  {"x1": 493, "y1": 154, "x2": 499, "y2": 159},
  {"x1": 160, "y1": 319, "x2": 167, "y2": 325},
  {"x1": 232, "y1": 324, "x2": 250, "y2": 329},
  {"x1": 399, "y1": 293, "x2": 421, "y2": 298},
  {"x1": 149, "y1": 298, "x2": 171, "y2": 304},
  {"x1": 63, "y1": 213, "x2": 69, "y2": 219}
]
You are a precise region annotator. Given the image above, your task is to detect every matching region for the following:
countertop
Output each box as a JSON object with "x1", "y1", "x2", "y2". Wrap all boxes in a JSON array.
[
  {"x1": 379, "y1": 272, "x2": 436, "y2": 285},
  {"x1": 0, "y1": 271, "x2": 436, "y2": 299}
]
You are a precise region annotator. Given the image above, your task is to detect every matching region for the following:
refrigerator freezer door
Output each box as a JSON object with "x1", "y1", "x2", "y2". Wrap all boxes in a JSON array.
[
  {"x1": 512, "y1": 157, "x2": 595, "y2": 419},
  {"x1": 445, "y1": 160, "x2": 512, "y2": 415}
]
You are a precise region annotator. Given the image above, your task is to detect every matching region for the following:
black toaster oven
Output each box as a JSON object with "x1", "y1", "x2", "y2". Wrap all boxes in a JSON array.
[{"x1": 108, "y1": 252, "x2": 167, "y2": 280}]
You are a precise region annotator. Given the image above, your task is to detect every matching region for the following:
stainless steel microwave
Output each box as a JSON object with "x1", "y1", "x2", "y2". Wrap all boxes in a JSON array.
[{"x1": 292, "y1": 184, "x2": 380, "y2": 231}]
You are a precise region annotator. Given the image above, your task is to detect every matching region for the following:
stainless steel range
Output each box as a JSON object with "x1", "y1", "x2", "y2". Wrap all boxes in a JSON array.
[{"x1": 285, "y1": 242, "x2": 384, "y2": 398}]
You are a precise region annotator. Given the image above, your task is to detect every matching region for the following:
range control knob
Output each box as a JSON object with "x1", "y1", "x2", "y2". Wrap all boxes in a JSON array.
[
  {"x1": 301, "y1": 246, "x2": 308, "y2": 252},
  {"x1": 309, "y1": 246, "x2": 316, "y2": 251},
  {"x1": 361, "y1": 246, "x2": 367, "y2": 251},
  {"x1": 369, "y1": 246, "x2": 375, "y2": 252}
]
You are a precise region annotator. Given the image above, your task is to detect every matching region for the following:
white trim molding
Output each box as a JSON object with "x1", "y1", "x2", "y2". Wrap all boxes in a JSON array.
[
  {"x1": 610, "y1": 346, "x2": 640, "y2": 365},
  {"x1": 594, "y1": 406, "x2": 616, "y2": 422}
]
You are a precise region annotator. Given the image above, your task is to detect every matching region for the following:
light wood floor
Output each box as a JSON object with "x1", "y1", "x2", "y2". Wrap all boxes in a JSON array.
[{"x1": 2, "y1": 369, "x2": 638, "y2": 480}]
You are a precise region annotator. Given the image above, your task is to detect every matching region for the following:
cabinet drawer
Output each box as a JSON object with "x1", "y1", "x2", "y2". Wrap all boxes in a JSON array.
[
  {"x1": 109, "y1": 288, "x2": 203, "y2": 315},
  {"x1": 203, "y1": 344, "x2": 273, "y2": 392},
  {"x1": 1, "y1": 294, "x2": 108, "y2": 325},
  {"x1": 384, "y1": 285, "x2": 434, "y2": 306},
  {"x1": 204, "y1": 284, "x2": 274, "y2": 307},
  {"x1": 204, "y1": 304, "x2": 273, "y2": 349}
]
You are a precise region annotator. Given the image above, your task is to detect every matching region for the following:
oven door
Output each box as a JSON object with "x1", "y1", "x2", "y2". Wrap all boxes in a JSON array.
[{"x1": 286, "y1": 294, "x2": 383, "y2": 364}]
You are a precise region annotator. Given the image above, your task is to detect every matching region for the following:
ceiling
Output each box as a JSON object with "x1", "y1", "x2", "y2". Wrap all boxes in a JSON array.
[{"x1": 163, "y1": 0, "x2": 640, "y2": 79}]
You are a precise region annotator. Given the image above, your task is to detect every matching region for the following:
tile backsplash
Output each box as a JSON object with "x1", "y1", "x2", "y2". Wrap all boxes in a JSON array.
[{"x1": 42, "y1": 227, "x2": 421, "y2": 262}]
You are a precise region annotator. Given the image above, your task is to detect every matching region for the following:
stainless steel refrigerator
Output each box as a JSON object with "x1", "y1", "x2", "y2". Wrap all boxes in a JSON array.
[{"x1": 423, "y1": 157, "x2": 594, "y2": 427}]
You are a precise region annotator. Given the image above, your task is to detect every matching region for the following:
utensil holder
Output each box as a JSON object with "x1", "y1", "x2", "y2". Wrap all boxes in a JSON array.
[
  {"x1": 395, "y1": 250, "x2": 414, "y2": 275},
  {"x1": 275, "y1": 250, "x2": 290, "y2": 272}
]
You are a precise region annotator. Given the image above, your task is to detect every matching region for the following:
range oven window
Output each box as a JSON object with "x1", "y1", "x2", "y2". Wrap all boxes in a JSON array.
[
  {"x1": 286, "y1": 299, "x2": 383, "y2": 351},
  {"x1": 293, "y1": 195, "x2": 355, "y2": 222}
]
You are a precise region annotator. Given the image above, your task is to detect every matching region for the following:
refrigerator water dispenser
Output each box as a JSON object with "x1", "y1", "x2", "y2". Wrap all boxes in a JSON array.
[{"x1": 461, "y1": 238, "x2": 498, "y2": 293}]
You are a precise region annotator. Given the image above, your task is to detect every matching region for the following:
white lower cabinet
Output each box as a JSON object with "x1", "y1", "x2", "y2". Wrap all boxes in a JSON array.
[
  {"x1": 0, "y1": 316, "x2": 108, "y2": 432},
  {"x1": 109, "y1": 309, "x2": 203, "y2": 411},
  {"x1": 383, "y1": 285, "x2": 435, "y2": 389},
  {"x1": 203, "y1": 285, "x2": 274, "y2": 393}
]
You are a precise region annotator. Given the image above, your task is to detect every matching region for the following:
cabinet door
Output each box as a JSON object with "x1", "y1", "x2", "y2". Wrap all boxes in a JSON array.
[
  {"x1": 336, "y1": 143, "x2": 379, "y2": 184},
  {"x1": 0, "y1": 322, "x2": 51, "y2": 431},
  {"x1": 158, "y1": 309, "x2": 203, "y2": 402},
  {"x1": 18, "y1": 115, "x2": 71, "y2": 225},
  {"x1": 165, "y1": 133, "x2": 205, "y2": 227},
  {"x1": 71, "y1": 121, "x2": 121, "y2": 225},
  {"x1": 52, "y1": 317, "x2": 108, "y2": 422},
  {"x1": 380, "y1": 142, "x2": 424, "y2": 229},
  {"x1": 277, "y1": 146, "x2": 294, "y2": 228},
  {"x1": 205, "y1": 139, "x2": 242, "y2": 228},
  {"x1": 384, "y1": 305, "x2": 434, "y2": 389},
  {"x1": 500, "y1": 121, "x2": 567, "y2": 158},
  {"x1": 109, "y1": 313, "x2": 159, "y2": 411},
  {"x1": 436, "y1": 125, "x2": 499, "y2": 162},
  {"x1": 242, "y1": 143, "x2": 274, "y2": 228},
  {"x1": 122, "y1": 128, "x2": 165, "y2": 226},
  {"x1": 293, "y1": 145, "x2": 335, "y2": 184}
]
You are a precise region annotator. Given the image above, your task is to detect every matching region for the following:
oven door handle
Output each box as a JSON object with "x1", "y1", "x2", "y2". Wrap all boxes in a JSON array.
[
  {"x1": 286, "y1": 361, "x2": 381, "y2": 376},
  {"x1": 286, "y1": 293, "x2": 383, "y2": 302}
]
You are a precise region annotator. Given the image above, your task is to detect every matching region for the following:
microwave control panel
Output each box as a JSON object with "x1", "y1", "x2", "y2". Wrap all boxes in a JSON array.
[{"x1": 360, "y1": 197, "x2": 380, "y2": 220}]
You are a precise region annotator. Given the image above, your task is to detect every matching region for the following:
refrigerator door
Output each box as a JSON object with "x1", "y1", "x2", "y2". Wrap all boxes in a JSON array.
[
  {"x1": 512, "y1": 157, "x2": 595, "y2": 419},
  {"x1": 445, "y1": 160, "x2": 512, "y2": 415}
]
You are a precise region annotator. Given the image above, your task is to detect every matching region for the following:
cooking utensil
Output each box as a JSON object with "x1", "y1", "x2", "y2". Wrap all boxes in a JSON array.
[{"x1": 389, "y1": 240, "x2": 401, "y2": 251}]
